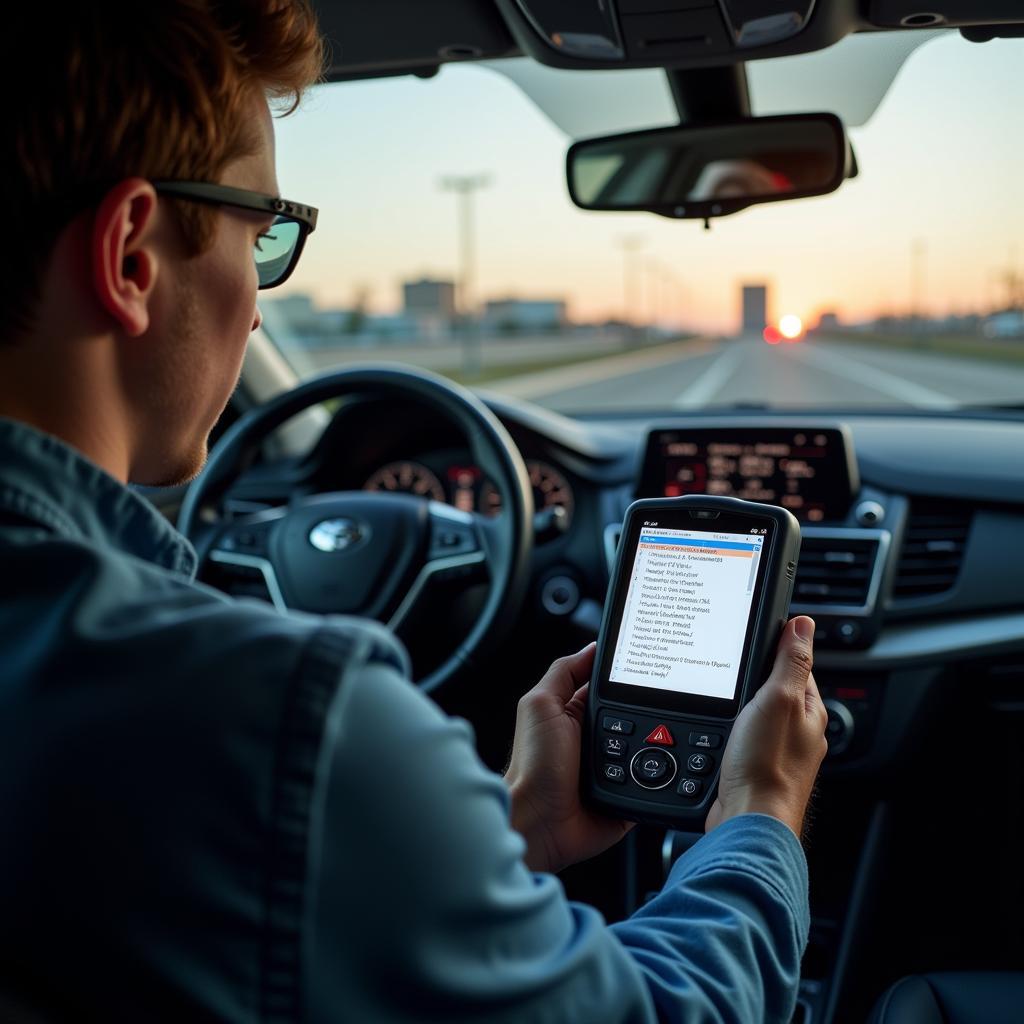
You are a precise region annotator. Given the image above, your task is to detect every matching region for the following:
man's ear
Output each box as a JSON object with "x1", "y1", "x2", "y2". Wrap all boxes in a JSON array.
[{"x1": 91, "y1": 179, "x2": 160, "y2": 338}]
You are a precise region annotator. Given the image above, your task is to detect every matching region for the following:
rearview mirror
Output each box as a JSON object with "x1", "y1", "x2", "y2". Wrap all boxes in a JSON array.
[{"x1": 567, "y1": 113, "x2": 853, "y2": 222}]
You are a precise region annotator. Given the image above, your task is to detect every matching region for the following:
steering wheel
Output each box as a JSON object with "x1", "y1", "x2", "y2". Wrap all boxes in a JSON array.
[{"x1": 177, "y1": 365, "x2": 534, "y2": 693}]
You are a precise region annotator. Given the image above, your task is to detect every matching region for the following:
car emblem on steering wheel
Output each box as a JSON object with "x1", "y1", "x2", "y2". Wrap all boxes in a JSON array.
[{"x1": 308, "y1": 517, "x2": 364, "y2": 553}]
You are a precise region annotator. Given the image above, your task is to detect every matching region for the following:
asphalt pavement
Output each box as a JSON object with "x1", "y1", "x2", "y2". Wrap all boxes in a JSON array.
[{"x1": 514, "y1": 335, "x2": 1024, "y2": 413}]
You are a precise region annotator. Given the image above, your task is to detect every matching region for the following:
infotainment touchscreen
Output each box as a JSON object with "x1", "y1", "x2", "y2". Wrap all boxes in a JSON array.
[{"x1": 637, "y1": 427, "x2": 856, "y2": 523}]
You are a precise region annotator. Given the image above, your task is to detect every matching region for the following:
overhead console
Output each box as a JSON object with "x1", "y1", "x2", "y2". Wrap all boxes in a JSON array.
[{"x1": 498, "y1": 0, "x2": 834, "y2": 67}]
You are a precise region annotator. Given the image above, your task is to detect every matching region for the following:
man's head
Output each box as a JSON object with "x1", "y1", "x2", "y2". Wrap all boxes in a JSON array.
[{"x1": 3, "y1": 2, "x2": 323, "y2": 485}]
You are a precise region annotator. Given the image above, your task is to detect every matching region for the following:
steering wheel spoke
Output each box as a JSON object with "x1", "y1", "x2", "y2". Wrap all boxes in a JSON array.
[
  {"x1": 387, "y1": 503, "x2": 490, "y2": 632},
  {"x1": 425, "y1": 502, "x2": 485, "y2": 563},
  {"x1": 206, "y1": 510, "x2": 289, "y2": 611},
  {"x1": 210, "y1": 510, "x2": 282, "y2": 560}
]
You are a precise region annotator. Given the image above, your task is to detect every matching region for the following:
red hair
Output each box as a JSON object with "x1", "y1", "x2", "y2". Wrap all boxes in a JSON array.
[{"x1": 6, "y1": 1, "x2": 324, "y2": 340}]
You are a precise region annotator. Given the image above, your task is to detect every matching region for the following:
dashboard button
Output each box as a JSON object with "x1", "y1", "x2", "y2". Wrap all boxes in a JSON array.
[
  {"x1": 838, "y1": 620, "x2": 861, "y2": 644},
  {"x1": 540, "y1": 575, "x2": 580, "y2": 616},
  {"x1": 603, "y1": 764, "x2": 627, "y2": 784},
  {"x1": 686, "y1": 752, "x2": 713, "y2": 774},
  {"x1": 603, "y1": 715, "x2": 635, "y2": 735},
  {"x1": 688, "y1": 731, "x2": 722, "y2": 750},
  {"x1": 677, "y1": 778, "x2": 703, "y2": 798},
  {"x1": 630, "y1": 747, "x2": 677, "y2": 789},
  {"x1": 428, "y1": 522, "x2": 477, "y2": 559}
]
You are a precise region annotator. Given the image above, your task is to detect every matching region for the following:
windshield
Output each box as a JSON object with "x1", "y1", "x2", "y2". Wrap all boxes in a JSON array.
[{"x1": 266, "y1": 32, "x2": 1024, "y2": 413}]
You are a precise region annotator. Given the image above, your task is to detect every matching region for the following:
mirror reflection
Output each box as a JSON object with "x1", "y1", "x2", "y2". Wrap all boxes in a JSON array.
[{"x1": 569, "y1": 117, "x2": 845, "y2": 213}]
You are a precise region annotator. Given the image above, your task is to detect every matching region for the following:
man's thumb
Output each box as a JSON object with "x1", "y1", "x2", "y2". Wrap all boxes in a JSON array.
[{"x1": 770, "y1": 616, "x2": 815, "y2": 695}]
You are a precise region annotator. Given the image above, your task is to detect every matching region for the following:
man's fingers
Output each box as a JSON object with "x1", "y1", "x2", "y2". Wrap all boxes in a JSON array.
[{"x1": 527, "y1": 643, "x2": 596, "y2": 704}]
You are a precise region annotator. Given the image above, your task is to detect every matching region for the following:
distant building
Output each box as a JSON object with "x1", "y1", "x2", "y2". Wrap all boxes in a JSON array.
[
  {"x1": 402, "y1": 278, "x2": 456, "y2": 341},
  {"x1": 482, "y1": 298, "x2": 568, "y2": 334},
  {"x1": 403, "y1": 278, "x2": 456, "y2": 319},
  {"x1": 741, "y1": 285, "x2": 768, "y2": 334},
  {"x1": 261, "y1": 293, "x2": 330, "y2": 345},
  {"x1": 816, "y1": 311, "x2": 841, "y2": 331},
  {"x1": 269, "y1": 293, "x2": 315, "y2": 318}
]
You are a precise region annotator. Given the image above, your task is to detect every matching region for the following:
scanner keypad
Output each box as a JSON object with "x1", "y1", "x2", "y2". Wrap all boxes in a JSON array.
[{"x1": 599, "y1": 708, "x2": 725, "y2": 804}]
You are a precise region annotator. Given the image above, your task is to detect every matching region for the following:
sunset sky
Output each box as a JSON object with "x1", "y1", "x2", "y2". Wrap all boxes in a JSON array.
[{"x1": 272, "y1": 33, "x2": 1024, "y2": 335}]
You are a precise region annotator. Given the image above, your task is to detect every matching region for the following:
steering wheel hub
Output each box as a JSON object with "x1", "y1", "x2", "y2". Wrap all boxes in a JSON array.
[{"x1": 272, "y1": 492, "x2": 428, "y2": 618}]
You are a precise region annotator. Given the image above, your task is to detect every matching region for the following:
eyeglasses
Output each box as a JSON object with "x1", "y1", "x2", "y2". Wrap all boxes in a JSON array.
[{"x1": 151, "y1": 181, "x2": 318, "y2": 289}]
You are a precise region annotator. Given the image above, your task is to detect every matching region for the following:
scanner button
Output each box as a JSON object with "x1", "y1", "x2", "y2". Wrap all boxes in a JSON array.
[
  {"x1": 644, "y1": 724, "x2": 675, "y2": 746},
  {"x1": 630, "y1": 747, "x2": 677, "y2": 790},
  {"x1": 603, "y1": 737, "x2": 628, "y2": 759},
  {"x1": 688, "y1": 731, "x2": 722, "y2": 750},
  {"x1": 677, "y1": 778, "x2": 703, "y2": 799},
  {"x1": 603, "y1": 764, "x2": 627, "y2": 784},
  {"x1": 602, "y1": 716, "x2": 635, "y2": 735},
  {"x1": 686, "y1": 753, "x2": 713, "y2": 774}
]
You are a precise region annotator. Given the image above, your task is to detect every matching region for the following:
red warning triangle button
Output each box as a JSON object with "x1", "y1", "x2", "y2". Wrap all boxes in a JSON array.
[{"x1": 644, "y1": 724, "x2": 675, "y2": 746}]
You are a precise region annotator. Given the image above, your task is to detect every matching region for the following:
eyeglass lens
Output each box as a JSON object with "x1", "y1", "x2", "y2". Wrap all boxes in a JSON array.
[{"x1": 255, "y1": 217, "x2": 301, "y2": 286}]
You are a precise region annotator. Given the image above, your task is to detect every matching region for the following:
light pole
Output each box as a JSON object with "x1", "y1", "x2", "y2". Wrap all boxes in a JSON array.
[
  {"x1": 910, "y1": 238, "x2": 927, "y2": 332},
  {"x1": 653, "y1": 263, "x2": 686, "y2": 337},
  {"x1": 614, "y1": 234, "x2": 645, "y2": 344},
  {"x1": 440, "y1": 173, "x2": 491, "y2": 376},
  {"x1": 646, "y1": 256, "x2": 665, "y2": 336}
]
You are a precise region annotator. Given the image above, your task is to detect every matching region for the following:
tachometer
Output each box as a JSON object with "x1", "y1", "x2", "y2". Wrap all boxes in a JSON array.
[
  {"x1": 529, "y1": 461, "x2": 575, "y2": 525},
  {"x1": 481, "y1": 461, "x2": 575, "y2": 526},
  {"x1": 364, "y1": 461, "x2": 446, "y2": 502}
]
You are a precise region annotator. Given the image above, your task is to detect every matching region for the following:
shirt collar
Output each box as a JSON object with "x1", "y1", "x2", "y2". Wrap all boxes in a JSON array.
[{"x1": 0, "y1": 417, "x2": 197, "y2": 577}]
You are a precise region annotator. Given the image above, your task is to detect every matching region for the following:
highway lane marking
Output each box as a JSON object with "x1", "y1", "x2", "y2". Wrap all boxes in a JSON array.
[
  {"x1": 673, "y1": 341, "x2": 748, "y2": 408},
  {"x1": 490, "y1": 337, "x2": 718, "y2": 399},
  {"x1": 789, "y1": 342, "x2": 959, "y2": 409}
]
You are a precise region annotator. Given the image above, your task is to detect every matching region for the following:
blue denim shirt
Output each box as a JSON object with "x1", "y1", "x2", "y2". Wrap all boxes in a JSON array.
[{"x1": 0, "y1": 416, "x2": 809, "y2": 1023}]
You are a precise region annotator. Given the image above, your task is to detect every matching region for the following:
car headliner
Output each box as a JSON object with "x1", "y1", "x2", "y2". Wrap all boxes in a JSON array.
[{"x1": 482, "y1": 29, "x2": 941, "y2": 140}]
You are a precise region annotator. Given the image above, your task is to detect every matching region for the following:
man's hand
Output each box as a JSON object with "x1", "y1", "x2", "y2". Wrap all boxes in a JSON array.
[
  {"x1": 505, "y1": 643, "x2": 634, "y2": 874},
  {"x1": 705, "y1": 616, "x2": 828, "y2": 838}
]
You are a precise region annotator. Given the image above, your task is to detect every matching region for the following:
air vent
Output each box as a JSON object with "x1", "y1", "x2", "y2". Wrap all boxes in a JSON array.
[
  {"x1": 893, "y1": 502, "x2": 971, "y2": 599},
  {"x1": 604, "y1": 523, "x2": 623, "y2": 574},
  {"x1": 793, "y1": 533, "x2": 883, "y2": 609}
]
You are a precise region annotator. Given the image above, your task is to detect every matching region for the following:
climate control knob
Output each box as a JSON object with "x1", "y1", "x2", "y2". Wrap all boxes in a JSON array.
[{"x1": 822, "y1": 699, "x2": 855, "y2": 757}]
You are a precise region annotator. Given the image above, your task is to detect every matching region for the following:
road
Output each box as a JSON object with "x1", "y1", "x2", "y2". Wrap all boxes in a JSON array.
[
  {"x1": 498, "y1": 335, "x2": 1024, "y2": 412},
  {"x1": 296, "y1": 330, "x2": 650, "y2": 375}
]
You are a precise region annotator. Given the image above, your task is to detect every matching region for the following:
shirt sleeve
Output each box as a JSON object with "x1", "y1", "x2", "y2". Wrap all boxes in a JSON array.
[
  {"x1": 610, "y1": 814, "x2": 810, "y2": 1024},
  {"x1": 303, "y1": 663, "x2": 808, "y2": 1024}
]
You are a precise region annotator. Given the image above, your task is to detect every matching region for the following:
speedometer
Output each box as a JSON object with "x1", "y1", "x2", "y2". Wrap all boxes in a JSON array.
[
  {"x1": 364, "y1": 461, "x2": 446, "y2": 502},
  {"x1": 481, "y1": 460, "x2": 575, "y2": 526}
]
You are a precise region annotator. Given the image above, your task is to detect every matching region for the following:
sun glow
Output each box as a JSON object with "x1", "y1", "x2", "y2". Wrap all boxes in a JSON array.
[{"x1": 779, "y1": 315, "x2": 804, "y2": 340}]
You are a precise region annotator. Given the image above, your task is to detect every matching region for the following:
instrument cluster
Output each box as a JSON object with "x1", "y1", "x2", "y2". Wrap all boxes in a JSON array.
[{"x1": 363, "y1": 457, "x2": 575, "y2": 526}]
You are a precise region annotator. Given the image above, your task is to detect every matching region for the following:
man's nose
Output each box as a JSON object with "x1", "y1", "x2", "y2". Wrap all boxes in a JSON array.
[{"x1": 252, "y1": 305, "x2": 263, "y2": 332}]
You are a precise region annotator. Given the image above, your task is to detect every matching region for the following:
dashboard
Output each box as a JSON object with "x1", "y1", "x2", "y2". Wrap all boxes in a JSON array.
[{"x1": 217, "y1": 393, "x2": 1024, "y2": 780}]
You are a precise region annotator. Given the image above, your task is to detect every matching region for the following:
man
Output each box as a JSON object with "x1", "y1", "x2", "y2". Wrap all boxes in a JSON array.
[{"x1": 0, "y1": 3, "x2": 828, "y2": 1021}]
